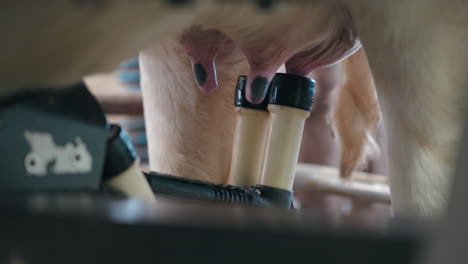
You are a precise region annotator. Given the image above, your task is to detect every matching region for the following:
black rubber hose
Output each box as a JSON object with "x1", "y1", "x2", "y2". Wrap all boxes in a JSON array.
[{"x1": 144, "y1": 171, "x2": 293, "y2": 209}]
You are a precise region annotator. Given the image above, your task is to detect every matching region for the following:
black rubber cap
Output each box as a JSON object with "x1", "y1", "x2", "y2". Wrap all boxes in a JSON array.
[
  {"x1": 252, "y1": 185, "x2": 293, "y2": 209},
  {"x1": 234, "y1": 75, "x2": 269, "y2": 111},
  {"x1": 268, "y1": 73, "x2": 315, "y2": 111},
  {"x1": 102, "y1": 124, "x2": 137, "y2": 181}
]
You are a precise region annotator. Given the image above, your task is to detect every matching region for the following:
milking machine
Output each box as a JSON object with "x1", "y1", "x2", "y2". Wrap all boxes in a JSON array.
[
  {"x1": 0, "y1": 72, "x2": 314, "y2": 209},
  {"x1": 0, "y1": 72, "x2": 428, "y2": 264},
  {"x1": 143, "y1": 73, "x2": 314, "y2": 209},
  {"x1": 0, "y1": 82, "x2": 154, "y2": 200}
]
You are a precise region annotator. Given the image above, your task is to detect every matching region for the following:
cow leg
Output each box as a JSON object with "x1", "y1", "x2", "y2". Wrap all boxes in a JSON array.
[{"x1": 349, "y1": 1, "x2": 468, "y2": 217}]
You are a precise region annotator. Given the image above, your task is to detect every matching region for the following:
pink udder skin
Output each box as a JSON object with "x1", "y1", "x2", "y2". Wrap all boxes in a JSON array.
[
  {"x1": 285, "y1": 36, "x2": 362, "y2": 77},
  {"x1": 178, "y1": 26, "x2": 231, "y2": 94},
  {"x1": 240, "y1": 35, "x2": 360, "y2": 103}
]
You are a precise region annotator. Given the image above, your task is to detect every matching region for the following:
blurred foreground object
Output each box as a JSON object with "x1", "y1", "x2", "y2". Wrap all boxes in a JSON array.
[{"x1": 0, "y1": 191, "x2": 429, "y2": 264}]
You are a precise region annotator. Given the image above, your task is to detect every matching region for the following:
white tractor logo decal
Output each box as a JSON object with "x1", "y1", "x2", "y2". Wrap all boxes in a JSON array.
[{"x1": 24, "y1": 131, "x2": 93, "y2": 176}]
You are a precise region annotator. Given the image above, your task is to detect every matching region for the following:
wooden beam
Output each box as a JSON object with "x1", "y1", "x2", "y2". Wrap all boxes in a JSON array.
[
  {"x1": 294, "y1": 163, "x2": 391, "y2": 204},
  {"x1": 84, "y1": 73, "x2": 144, "y2": 116}
]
